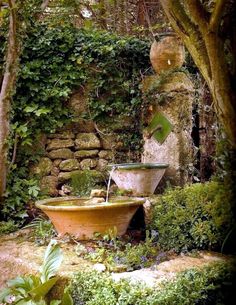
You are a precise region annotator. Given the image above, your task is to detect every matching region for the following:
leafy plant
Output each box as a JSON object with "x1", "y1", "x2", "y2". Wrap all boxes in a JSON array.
[
  {"x1": 25, "y1": 216, "x2": 56, "y2": 245},
  {"x1": 149, "y1": 181, "x2": 234, "y2": 253},
  {"x1": 70, "y1": 261, "x2": 235, "y2": 305},
  {"x1": 80, "y1": 231, "x2": 163, "y2": 271},
  {"x1": 0, "y1": 240, "x2": 73, "y2": 305},
  {"x1": 1, "y1": 175, "x2": 40, "y2": 223}
]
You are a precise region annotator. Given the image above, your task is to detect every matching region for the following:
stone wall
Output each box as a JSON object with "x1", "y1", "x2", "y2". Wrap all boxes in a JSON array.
[
  {"x1": 33, "y1": 68, "x2": 194, "y2": 196},
  {"x1": 33, "y1": 118, "x2": 138, "y2": 196}
]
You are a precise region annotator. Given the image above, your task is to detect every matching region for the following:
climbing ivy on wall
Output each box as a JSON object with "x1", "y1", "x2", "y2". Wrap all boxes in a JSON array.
[
  {"x1": 0, "y1": 23, "x2": 150, "y2": 223},
  {"x1": 12, "y1": 24, "x2": 150, "y2": 141}
]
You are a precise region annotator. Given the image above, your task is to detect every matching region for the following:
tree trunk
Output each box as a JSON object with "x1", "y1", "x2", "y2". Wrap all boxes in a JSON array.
[
  {"x1": 159, "y1": 0, "x2": 236, "y2": 148},
  {"x1": 0, "y1": 0, "x2": 18, "y2": 198}
]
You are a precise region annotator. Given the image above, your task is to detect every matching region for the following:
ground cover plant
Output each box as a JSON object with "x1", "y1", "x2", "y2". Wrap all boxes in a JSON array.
[
  {"x1": 25, "y1": 216, "x2": 57, "y2": 246},
  {"x1": 70, "y1": 260, "x2": 235, "y2": 305},
  {"x1": 74, "y1": 230, "x2": 167, "y2": 272}
]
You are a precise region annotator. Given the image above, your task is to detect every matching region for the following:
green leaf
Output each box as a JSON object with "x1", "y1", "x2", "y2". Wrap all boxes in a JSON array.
[
  {"x1": 28, "y1": 185, "x2": 40, "y2": 197},
  {"x1": 50, "y1": 300, "x2": 61, "y2": 305},
  {"x1": 40, "y1": 240, "x2": 63, "y2": 283},
  {"x1": 61, "y1": 288, "x2": 73, "y2": 305},
  {"x1": 0, "y1": 287, "x2": 11, "y2": 302},
  {"x1": 24, "y1": 105, "x2": 38, "y2": 113},
  {"x1": 35, "y1": 108, "x2": 51, "y2": 117},
  {"x1": 29, "y1": 277, "x2": 58, "y2": 299},
  {"x1": 7, "y1": 275, "x2": 34, "y2": 291}
]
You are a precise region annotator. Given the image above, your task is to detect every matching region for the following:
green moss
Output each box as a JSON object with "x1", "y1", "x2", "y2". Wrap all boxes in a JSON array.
[{"x1": 70, "y1": 170, "x2": 105, "y2": 196}]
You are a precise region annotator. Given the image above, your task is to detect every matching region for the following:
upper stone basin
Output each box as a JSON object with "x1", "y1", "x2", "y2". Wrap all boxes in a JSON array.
[{"x1": 107, "y1": 163, "x2": 169, "y2": 196}]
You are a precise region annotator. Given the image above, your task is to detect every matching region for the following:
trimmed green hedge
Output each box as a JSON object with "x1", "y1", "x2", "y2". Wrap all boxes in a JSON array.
[
  {"x1": 149, "y1": 181, "x2": 234, "y2": 252},
  {"x1": 70, "y1": 261, "x2": 235, "y2": 305}
]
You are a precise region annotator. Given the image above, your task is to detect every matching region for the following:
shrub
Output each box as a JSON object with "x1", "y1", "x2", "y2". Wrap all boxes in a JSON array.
[
  {"x1": 149, "y1": 181, "x2": 234, "y2": 252},
  {"x1": 70, "y1": 261, "x2": 235, "y2": 305}
]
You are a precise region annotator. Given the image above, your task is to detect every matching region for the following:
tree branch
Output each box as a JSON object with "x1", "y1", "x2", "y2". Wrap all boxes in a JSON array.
[
  {"x1": 0, "y1": 0, "x2": 18, "y2": 196},
  {"x1": 209, "y1": 0, "x2": 228, "y2": 32},
  {"x1": 185, "y1": 0, "x2": 209, "y2": 33},
  {"x1": 159, "y1": 0, "x2": 211, "y2": 83},
  {"x1": 164, "y1": 0, "x2": 194, "y2": 37},
  {"x1": 10, "y1": 133, "x2": 18, "y2": 167}
]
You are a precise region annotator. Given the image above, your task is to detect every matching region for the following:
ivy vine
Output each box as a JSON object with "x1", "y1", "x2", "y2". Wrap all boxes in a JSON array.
[{"x1": 0, "y1": 23, "x2": 150, "y2": 222}]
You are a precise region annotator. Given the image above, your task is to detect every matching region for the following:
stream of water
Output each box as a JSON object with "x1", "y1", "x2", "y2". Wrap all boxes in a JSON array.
[{"x1": 105, "y1": 166, "x2": 116, "y2": 203}]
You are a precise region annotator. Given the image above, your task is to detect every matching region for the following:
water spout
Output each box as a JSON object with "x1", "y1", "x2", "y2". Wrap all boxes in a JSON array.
[{"x1": 106, "y1": 165, "x2": 116, "y2": 203}]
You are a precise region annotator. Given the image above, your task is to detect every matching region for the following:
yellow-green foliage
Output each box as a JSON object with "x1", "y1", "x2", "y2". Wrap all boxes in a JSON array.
[
  {"x1": 150, "y1": 181, "x2": 234, "y2": 252},
  {"x1": 70, "y1": 261, "x2": 235, "y2": 305}
]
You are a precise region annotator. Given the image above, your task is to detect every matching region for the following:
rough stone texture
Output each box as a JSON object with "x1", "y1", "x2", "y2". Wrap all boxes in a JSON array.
[
  {"x1": 74, "y1": 150, "x2": 99, "y2": 159},
  {"x1": 40, "y1": 176, "x2": 58, "y2": 196},
  {"x1": 142, "y1": 131, "x2": 192, "y2": 186},
  {"x1": 51, "y1": 166, "x2": 60, "y2": 177},
  {"x1": 31, "y1": 157, "x2": 53, "y2": 176},
  {"x1": 58, "y1": 169, "x2": 104, "y2": 183},
  {"x1": 142, "y1": 72, "x2": 194, "y2": 186},
  {"x1": 58, "y1": 170, "x2": 82, "y2": 183},
  {"x1": 100, "y1": 134, "x2": 125, "y2": 151},
  {"x1": 159, "y1": 72, "x2": 194, "y2": 93},
  {"x1": 75, "y1": 133, "x2": 101, "y2": 149},
  {"x1": 98, "y1": 150, "x2": 114, "y2": 160},
  {"x1": 90, "y1": 189, "x2": 106, "y2": 198},
  {"x1": 96, "y1": 115, "x2": 134, "y2": 132},
  {"x1": 53, "y1": 159, "x2": 62, "y2": 167},
  {"x1": 47, "y1": 131, "x2": 75, "y2": 139},
  {"x1": 48, "y1": 149, "x2": 74, "y2": 160},
  {"x1": 47, "y1": 139, "x2": 74, "y2": 151},
  {"x1": 59, "y1": 159, "x2": 80, "y2": 171},
  {"x1": 69, "y1": 90, "x2": 88, "y2": 115},
  {"x1": 96, "y1": 159, "x2": 109, "y2": 171},
  {"x1": 69, "y1": 119, "x2": 95, "y2": 133},
  {"x1": 80, "y1": 158, "x2": 97, "y2": 170}
]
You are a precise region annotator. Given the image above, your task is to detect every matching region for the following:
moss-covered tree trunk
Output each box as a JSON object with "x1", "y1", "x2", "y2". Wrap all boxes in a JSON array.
[
  {"x1": 159, "y1": 0, "x2": 236, "y2": 148},
  {"x1": 0, "y1": 0, "x2": 18, "y2": 198}
]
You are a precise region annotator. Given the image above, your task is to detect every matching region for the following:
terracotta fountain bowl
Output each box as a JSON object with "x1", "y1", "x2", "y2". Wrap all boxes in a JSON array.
[{"x1": 35, "y1": 196, "x2": 145, "y2": 240}]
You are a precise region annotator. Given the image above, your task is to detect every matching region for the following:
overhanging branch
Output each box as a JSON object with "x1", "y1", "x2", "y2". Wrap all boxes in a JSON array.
[
  {"x1": 209, "y1": 0, "x2": 228, "y2": 32},
  {"x1": 185, "y1": 0, "x2": 209, "y2": 33}
]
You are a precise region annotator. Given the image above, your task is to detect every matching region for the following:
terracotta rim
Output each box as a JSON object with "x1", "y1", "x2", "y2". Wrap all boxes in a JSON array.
[
  {"x1": 35, "y1": 196, "x2": 145, "y2": 211},
  {"x1": 107, "y1": 162, "x2": 169, "y2": 170}
]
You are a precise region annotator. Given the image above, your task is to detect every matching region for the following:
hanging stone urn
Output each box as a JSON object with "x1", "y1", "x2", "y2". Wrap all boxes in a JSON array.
[{"x1": 150, "y1": 33, "x2": 185, "y2": 74}]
